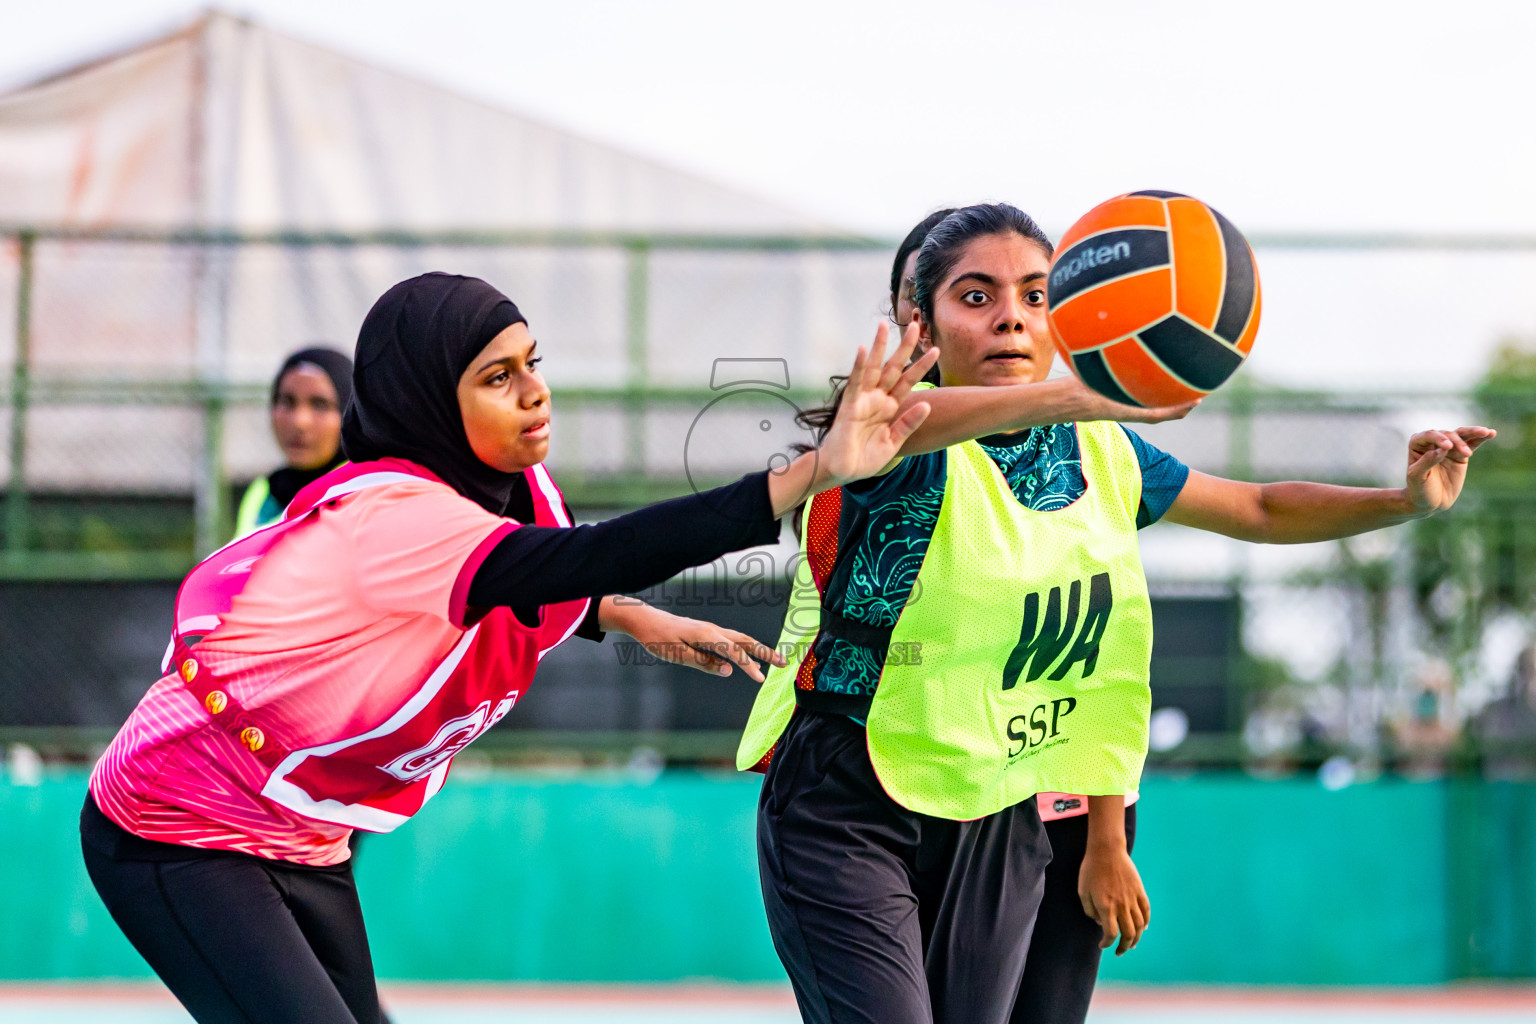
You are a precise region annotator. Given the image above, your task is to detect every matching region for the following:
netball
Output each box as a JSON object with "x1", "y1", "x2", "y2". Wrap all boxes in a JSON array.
[{"x1": 1048, "y1": 190, "x2": 1261, "y2": 408}]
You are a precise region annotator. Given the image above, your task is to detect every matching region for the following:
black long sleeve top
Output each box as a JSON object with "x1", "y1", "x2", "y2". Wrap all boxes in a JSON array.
[{"x1": 467, "y1": 471, "x2": 781, "y2": 631}]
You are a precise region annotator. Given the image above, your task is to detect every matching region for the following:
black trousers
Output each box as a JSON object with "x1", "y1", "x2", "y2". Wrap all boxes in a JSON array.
[
  {"x1": 757, "y1": 711, "x2": 1052, "y2": 1024},
  {"x1": 80, "y1": 796, "x2": 382, "y2": 1024},
  {"x1": 1011, "y1": 803, "x2": 1139, "y2": 1024}
]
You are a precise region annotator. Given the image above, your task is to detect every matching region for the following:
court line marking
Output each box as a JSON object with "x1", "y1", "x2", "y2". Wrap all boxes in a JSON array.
[{"x1": 6, "y1": 982, "x2": 1536, "y2": 1010}]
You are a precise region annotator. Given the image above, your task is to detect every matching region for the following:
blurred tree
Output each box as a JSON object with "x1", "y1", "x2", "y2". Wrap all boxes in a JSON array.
[
  {"x1": 1286, "y1": 537, "x2": 1396, "y2": 753},
  {"x1": 1413, "y1": 337, "x2": 1536, "y2": 673}
]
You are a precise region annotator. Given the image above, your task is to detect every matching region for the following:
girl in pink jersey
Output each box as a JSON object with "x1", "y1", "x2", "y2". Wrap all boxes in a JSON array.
[{"x1": 81, "y1": 272, "x2": 941, "y2": 1024}]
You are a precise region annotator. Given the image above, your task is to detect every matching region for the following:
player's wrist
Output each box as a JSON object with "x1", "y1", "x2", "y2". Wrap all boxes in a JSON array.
[
  {"x1": 810, "y1": 450, "x2": 843, "y2": 489},
  {"x1": 1394, "y1": 486, "x2": 1433, "y2": 518},
  {"x1": 1085, "y1": 832, "x2": 1128, "y2": 855},
  {"x1": 599, "y1": 596, "x2": 664, "y2": 636},
  {"x1": 767, "y1": 451, "x2": 822, "y2": 517},
  {"x1": 1053, "y1": 378, "x2": 1102, "y2": 422}
]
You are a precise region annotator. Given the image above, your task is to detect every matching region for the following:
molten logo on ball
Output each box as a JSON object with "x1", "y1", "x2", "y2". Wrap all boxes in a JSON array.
[
  {"x1": 1047, "y1": 190, "x2": 1261, "y2": 408},
  {"x1": 1048, "y1": 239, "x2": 1133, "y2": 291}
]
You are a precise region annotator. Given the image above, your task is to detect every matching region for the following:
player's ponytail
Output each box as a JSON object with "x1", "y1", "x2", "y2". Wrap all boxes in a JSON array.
[{"x1": 889, "y1": 208, "x2": 957, "y2": 322}]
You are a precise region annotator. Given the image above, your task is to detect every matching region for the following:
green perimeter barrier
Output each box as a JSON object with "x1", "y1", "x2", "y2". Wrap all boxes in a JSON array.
[{"x1": 4, "y1": 769, "x2": 1535, "y2": 984}]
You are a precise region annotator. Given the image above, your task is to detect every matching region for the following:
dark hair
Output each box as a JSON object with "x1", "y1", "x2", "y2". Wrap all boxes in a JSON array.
[
  {"x1": 889, "y1": 207, "x2": 957, "y2": 318},
  {"x1": 911, "y1": 203, "x2": 1053, "y2": 326},
  {"x1": 271, "y1": 345, "x2": 353, "y2": 411},
  {"x1": 795, "y1": 203, "x2": 1054, "y2": 450}
]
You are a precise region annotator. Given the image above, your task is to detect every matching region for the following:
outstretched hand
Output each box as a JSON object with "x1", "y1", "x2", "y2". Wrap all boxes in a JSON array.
[
  {"x1": 602, "y1": 599, "x2": 787, "y2": 682},
  {"x1": 1405, "y1": 426, "x2": 1496, "y2": 513},
  {"x1": 818, "y1": 323, "x2": 940, "y2": 488}
]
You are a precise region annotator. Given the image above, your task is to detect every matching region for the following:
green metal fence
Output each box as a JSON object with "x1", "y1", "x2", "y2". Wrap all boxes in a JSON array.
[{"x1": 5, "y1": 224, "x2": 1536, "y2": 573}]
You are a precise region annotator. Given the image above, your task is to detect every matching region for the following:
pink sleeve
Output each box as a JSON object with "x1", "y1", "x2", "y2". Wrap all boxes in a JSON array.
[{"x1": 349, "y1": 484, "x2": 514, "y2": 624}]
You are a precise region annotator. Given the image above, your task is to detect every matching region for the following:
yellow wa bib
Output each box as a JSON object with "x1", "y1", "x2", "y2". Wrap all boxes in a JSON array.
[
  {"x1": 737, "y1": 504, "x2": 820, "y2": 770},
  {"x1": 738, "y1": 420, "x2": 1153, "y2": 820}
]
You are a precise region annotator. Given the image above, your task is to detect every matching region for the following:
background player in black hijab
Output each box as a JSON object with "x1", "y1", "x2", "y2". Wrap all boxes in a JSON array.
[{"x1": 234, "y1": 346, "x2": 354, "y2": 536}]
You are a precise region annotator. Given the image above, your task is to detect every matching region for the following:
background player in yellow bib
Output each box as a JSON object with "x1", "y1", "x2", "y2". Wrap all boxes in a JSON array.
[
  {"x1": 740, "y1": 203, "x2": 1493, "y2": 1024},
  {"x1": 234, "y1": 346, "x2": 353, "y2": 537}
]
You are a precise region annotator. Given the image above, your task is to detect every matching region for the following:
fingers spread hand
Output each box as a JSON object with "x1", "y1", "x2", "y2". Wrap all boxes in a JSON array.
[
  {"x1": 887, "y1": 401, "x2": 932, "y2": 449},
  {"x1": 879, "y1": 321, "x2": 922, "y2": 393},
  {"x1": 668, "y1": 641, "x2": 731, "y2": 676},
  {"x1": 843, "y1": 345, "x2": 869, "y2": 405},
  {"x1": 896, "y1": 346, "x2": 940, "y2": 393},
  {"x1": 689, "y1": 638, "x2": 765, "y2": 683},
  {"x1": 724, "y1": 628, "x2": 787, "y2": 669},
  {"x1": 865, "y1": 324, "x2": 890, "y2": 390},
  {"x1": 1107, "y1": 397, "x2": 1199, "y2": 424}
]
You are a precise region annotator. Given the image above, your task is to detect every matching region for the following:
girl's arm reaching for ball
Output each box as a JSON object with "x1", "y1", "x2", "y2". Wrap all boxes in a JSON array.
[
  {"x1": 572, "y1": 332, "x2": 940, "y2": 687},
  {"x1": 893, "y1": 377, "x2": 1195, "y2": 456},
  {"x1": 1162, "y1": 426, "x2": 1496, "y2": 542},
  {"x1": 844, "y1": 322, "x2": 1196, "y2": 464}
]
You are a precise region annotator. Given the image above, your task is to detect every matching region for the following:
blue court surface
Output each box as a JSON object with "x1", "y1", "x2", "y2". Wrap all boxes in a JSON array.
[{"x1": 3, "y1": 984, "x2": 1535, "y2": 1023}]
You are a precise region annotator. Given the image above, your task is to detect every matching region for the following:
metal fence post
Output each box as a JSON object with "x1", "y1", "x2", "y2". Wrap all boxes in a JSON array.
[
  {"x1": 5, "y1": 231, "x2": 34, "y2": 553},
  {"x1": 196, "y1": 380, "x2": 227, "y2": 554},
  {"x1": 1224, "y1": 373, "x2": 1256, "y2": 731},
  {"x1": 192, "y1": 241, "x2": 230, "y2": 555},
  {"x1": 624, "y1": 240, "x2": 651, "y2": 474}
]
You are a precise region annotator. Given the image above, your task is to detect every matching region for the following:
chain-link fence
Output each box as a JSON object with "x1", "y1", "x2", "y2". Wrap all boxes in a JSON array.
[{"x1": 4, "y1": 226, "x2": 1536, "y2": 771}]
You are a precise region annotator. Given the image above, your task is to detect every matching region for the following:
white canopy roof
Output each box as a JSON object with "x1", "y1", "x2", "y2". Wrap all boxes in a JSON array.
[
  {"x1": 0, "y1": 9, "x2": 829, "y2": 232},
  {"x1": 0, "y1": 11, "x2": 881, "y2": 499}
]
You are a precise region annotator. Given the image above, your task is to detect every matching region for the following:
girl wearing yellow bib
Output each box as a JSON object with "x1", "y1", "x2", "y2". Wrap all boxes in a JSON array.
[{"x1": 741, "y1": 204, "x2": 1493, "y2": 1024}]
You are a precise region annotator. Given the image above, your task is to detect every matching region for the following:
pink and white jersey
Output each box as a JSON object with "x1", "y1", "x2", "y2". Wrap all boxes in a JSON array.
[{"x1": 90, "y1": 459, "x2": 588, "y2": 866}]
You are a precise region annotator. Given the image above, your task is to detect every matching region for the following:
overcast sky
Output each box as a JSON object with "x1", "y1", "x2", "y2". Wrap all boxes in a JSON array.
[{"x1": 3, "y1": 0, "x2": 1535, "y2": 237}]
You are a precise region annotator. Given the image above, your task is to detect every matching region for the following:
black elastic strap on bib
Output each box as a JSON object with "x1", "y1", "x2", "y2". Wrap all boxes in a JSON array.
[
  {"x1": 793, "y1": 607, "x2": 893, "y2": 720},
  {"x1": 794, "y1": 687, "x2": 875, "y2": 719},
  {"x1": 818, "y1": 606, "x2": 894, "y2": 659}
]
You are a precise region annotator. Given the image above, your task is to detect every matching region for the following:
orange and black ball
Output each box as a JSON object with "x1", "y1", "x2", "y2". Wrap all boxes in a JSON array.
[{"x1": 1048, "y1": 191, "x2": 1261, "y2": 407}]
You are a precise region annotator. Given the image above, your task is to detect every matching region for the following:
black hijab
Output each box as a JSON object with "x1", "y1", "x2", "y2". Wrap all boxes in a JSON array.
[
  {"x1": 268, "y1": 345, "x2": 354, "y2": 508},
  {"x1": 341, "y1": 273, "x2": 528, "y2": 515}
]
